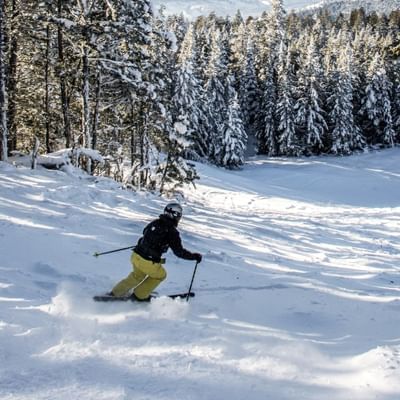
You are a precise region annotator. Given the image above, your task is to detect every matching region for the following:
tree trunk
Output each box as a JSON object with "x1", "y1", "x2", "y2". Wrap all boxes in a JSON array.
[
  {"x1": 31, "y1": 137, "x2": 40, "y2": 169},
  {"x1": 0, "y1": 0, "x2": 8, "y2": 162},
  {"x1": 82, "y1": 38, "x2": 91, "y2": 173},
  {"x1": 57, "y1": 0, "x2": 71, "y2": 148},
  {"x1": 45, "y1": 24, "x2": 51, "y2": 153},
  {"x1": 139, "y1": 106, "x2": 149, "y2": 186},
  {"x1": 91, "y1": 69, "x2": 101, "y2": 150},
  {"x1": 6, "y1": 0, "x2": 17, "y2": 154},
  {"x1": 129, "y1": 94, "x2": 136, "y2": 167},
  {"x1": 159, "y1": 149, "x2": 171, "y2": 194}
]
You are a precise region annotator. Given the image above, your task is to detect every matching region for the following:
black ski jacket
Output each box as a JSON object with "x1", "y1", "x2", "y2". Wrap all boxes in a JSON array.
[{"x1": 134, "y1": 215, "x2": 197, "y2": 263}]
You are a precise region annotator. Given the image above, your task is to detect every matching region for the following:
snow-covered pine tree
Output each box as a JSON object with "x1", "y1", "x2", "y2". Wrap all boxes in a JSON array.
[
  {"x1": 328, "y1": 42, "x2": 365, "y2": 155},
  {"x1": 165, "y1": 11, "x2": 188, "y2": 46},
  {"x1": 158, "y1": 83, "x2": 199, "y2": 193},
  {"x1": 228, "y1": 10, "x2": 246, "y2": 89},
  {"x1": 258, "y1": 62, "x2": 278, "y2": 155},
  {"x1": 0, "y1": 0, "x2": 7, "y2": 161},
  {"x1": 178, "y1": 23, "x2": 195, "y2": 64},
  {"x1": 99, "y1": 0, "x2": 173, "y2": 188},
  {"x1": 193, "y1": 14, "x2": 215, "y2": 84},
  {"x1": 171, "y1": 63, "x2": 195, "y2": 151},
  {"x1": 360, "y1": 52, "x2": 396, "y2": 147},
  {"x1": 220, "y1": 87, "x2": 247, "y2": 169},
  {"x1": 322, "y1": 27, "x2": 340, "y2": 84},
  {"x1": 350, "y1": 7, "x2": 367, "y2": 30},
  {"x1": 239, "y1": 34, "x2": 260, "y2": 137},
  {"x1": 100, "y1": 0, "x2": 153, "y2": 90},
  {"x1": 204, "y1": 28, "x2": 229, "y2": 163},
  {"x1": 149, "y1": 10, "x2": 198, "y2": 194},
  {"x1": 255, "y1": 0, "x2": 286, "y2": 156},
  {"x1": 392, "y1": 63, "x2": 400, "y2": 143},
  {"x1": 294, "y1": 36, "x2": 328, "y2": 155},
  {"x1": 253, "y1": 11, "x2": 270, "y2": 83},
  {"x1": 175, "y1": 25, "x2": 209, "y2": 159},
  {"x1": 270, "y1": 0, "x2": 286, "y2": 49},
  {"x1": 351, "y1": 27, "x2": 370, "y2": 131},
  {"x1": 277, "y1": 45, "x2": 300, "y2": 156},
  {"x1": 74, "y1": 0, "x2": 104, "y2": 172}
]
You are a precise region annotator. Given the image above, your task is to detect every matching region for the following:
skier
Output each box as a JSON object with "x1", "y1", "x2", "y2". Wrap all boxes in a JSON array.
[{"x1": 108, "y1": 202, "x2": 202, "y2": 301}]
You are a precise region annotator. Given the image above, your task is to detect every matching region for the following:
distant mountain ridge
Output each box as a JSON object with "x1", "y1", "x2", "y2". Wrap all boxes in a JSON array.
[
  {"x1": 304, "y1": 0, "x2": 400, "y2": 15},
  {"x1": 153, "y1": 0, "x2": 400, "y2": 18}
]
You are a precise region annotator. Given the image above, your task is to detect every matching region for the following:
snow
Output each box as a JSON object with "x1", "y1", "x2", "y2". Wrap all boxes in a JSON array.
[
  {"x1": 174, "y1": 121, "x2": 188, "y2": 135},
  {"x1": 1, "y1": 148, "x2": 400, "y2": 399},
  {"x1": 152, "y1": 0, "x2": 400, "y2": 18},
  {"x1": 303, "y1": 0, "x2": 400, "y2": 16},
  {"x1": 152, "y1": 0, "x2": 319, "y2": 18}
]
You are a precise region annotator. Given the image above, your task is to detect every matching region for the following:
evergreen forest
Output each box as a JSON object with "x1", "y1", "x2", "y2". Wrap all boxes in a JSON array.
[{"x1": 0, "y1": 0, "x2": 399, "y2": 192}]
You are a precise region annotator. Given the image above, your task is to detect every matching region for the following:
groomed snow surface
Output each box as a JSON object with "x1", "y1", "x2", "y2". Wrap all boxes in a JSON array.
[{"x1": 1, "y1": 149, "x2": 400, "y2": 400}]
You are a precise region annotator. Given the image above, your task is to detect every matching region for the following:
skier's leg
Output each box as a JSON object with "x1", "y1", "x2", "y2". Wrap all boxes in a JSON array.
[
  {"x1": 134, "y1": 272, "x2": 166, "y2": 299},
  {"x1": 111, "y1": 253, "x2": 146, "y2": 296},
  {"x1": 132, "y1": 253, "x2": 167, "y2": 300}
]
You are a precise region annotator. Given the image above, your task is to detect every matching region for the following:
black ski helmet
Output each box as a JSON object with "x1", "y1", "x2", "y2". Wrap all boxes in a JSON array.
[{"x1": 164, "y1": 202, "x2": 183, "y2": 222}]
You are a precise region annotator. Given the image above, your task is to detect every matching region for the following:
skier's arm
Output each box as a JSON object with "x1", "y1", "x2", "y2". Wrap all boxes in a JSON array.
[{"x1": 169, "y1": 228, "x2": 199, "y2": 261}]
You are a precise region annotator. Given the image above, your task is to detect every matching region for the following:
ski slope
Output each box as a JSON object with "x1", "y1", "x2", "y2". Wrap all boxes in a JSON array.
[{"x1": 1, "y1": 149, "x2": 400, "y2": 400}]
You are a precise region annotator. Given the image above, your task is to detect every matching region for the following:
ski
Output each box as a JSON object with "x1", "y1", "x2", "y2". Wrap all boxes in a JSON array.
[
  {"x1": 93, "y1": 292, "x2": 195, "y2": 302},
  {"x1": 168, "y1": 292, "x2": 195, "y2": 299}
]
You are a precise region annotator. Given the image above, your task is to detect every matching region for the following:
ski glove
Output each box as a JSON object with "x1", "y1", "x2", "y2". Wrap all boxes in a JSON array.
[{"x1": 193, "y1": 253, "x2": 202, "y2": 263}]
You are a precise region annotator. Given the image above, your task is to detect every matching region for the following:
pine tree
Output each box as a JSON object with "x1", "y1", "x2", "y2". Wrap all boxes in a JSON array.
[
  {"x1": 220, "y1": 88, "x2": 247, "y2": 169},
  {"x1": 175, "y1": 25, "x2": 209, "y2": 159},
  {"x1": 294, "y1": 37, "x2": 328, "y2": 155},
  {"x1": 328, "y1": 43, "x2": 365, "y2": 155},
  {"x1": 152, "y1": 10, "x2": 198, "y2": 193},
  {"x1": 204, "y1": 28, "x2": 229, "y2": 162},
  {"x1": 351, "y1": 27, "x2": 370, "y2": 131},
  {"x1": 229, "y1": 10, "x2": 246, "y2": 88},
  {"x1": 270, "y1": 0, "x2": 286, "y2": 51},
  {"x1": 258, "y1": 63, "x2": 278, "y2": 155},
  {"x1": 165, "y1": 11, "x2": 188, "y2": 45},
  {"x1": 255, "y1": 0, "x2": 286, "y2": 156},
  {"x1": 392, "y1": 64, "x2": 400, "y2": 143},
  {"x1": 360, "y1": 53, "x2": 395, "y2": 147},
  {"x1": 239, "y1": 35, "x2": 260, "y2": 136},
  {"x1": 100, "y1": 0, "x2": 174, "y2": 188},
  {"x1": 171, "y1": 62, "x2": 196, "y2": 154},
  {"x1": 277, "y1": 46, "x2": 299, "y2": 156}
]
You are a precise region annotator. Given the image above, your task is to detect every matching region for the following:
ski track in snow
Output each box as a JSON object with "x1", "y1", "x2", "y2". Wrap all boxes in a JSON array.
[{"x1": 0, "y1": 150, "x2": 400, "y2": 399}]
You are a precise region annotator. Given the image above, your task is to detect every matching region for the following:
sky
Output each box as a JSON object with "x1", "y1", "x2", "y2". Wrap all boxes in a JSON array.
[
  {"x1": 152, "y1": 0, "x2": 324, "y2": 18},
  {"x1": 1, "y1": 147, "x2": 400, "y2": 399}
]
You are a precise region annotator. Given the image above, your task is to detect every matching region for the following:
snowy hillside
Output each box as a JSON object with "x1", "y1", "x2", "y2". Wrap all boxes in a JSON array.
[
  {"x1": 152, "y1": 0, "x2": 399, "y2": 18},
  {"x1": 152, "y1": 0, "x2": 322, "y2": 18},
  {"x1": 303, "y1": 0, "x2": 400, "y2": 16},
  {"x1": 1, "y1": 149, "x2": 400, "y2": 399}
]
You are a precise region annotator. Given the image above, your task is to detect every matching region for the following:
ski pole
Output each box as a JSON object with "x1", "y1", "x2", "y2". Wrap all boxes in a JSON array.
[
  {"x1": 93, "y1": 246, "x2": 134, "y2": 257},
  {"x1": 186, "y1": 261, "x2": 199, "y2": 302}
]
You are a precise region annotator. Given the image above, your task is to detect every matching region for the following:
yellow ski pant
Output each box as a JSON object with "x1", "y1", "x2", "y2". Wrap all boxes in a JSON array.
[{"x1": 112, "y1": 252, "x2": 166, "y2": 299}]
